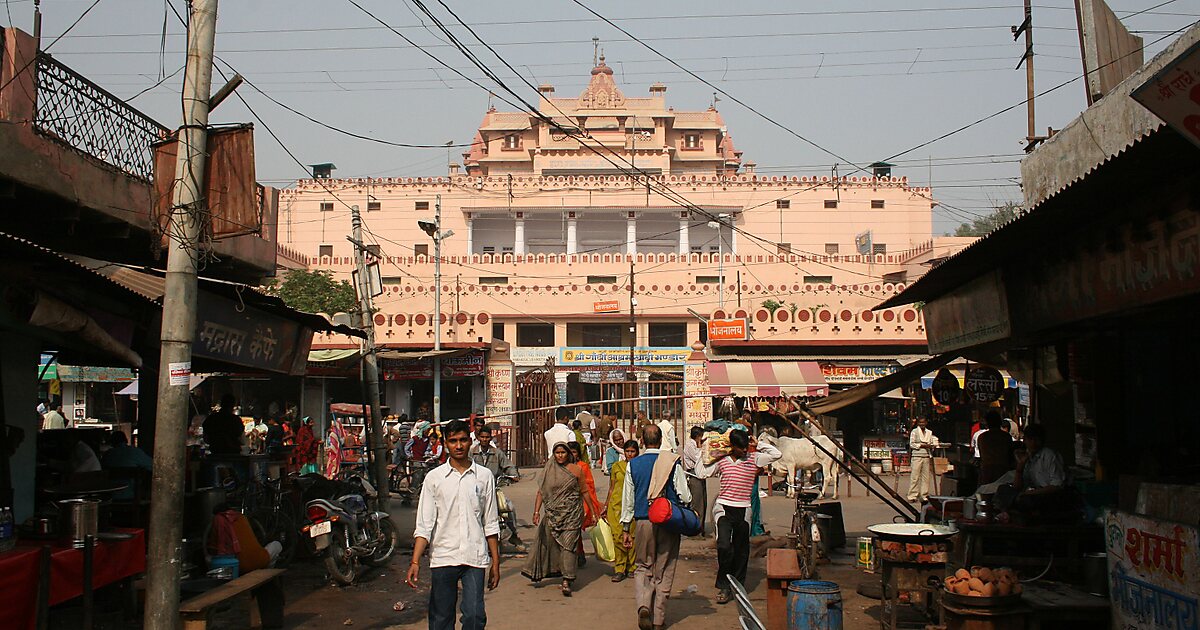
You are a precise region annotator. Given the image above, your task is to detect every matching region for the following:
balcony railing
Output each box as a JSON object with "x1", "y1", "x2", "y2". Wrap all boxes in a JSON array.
[{"x1": 33, "y1": 52, "x2": 170, "y2": 182}]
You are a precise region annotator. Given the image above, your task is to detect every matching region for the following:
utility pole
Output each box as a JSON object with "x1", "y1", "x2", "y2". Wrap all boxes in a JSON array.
[
  {"x1": 433, "y1": 195, "x2": 443, "y2": 426},
  {"x1": 1015, "y1": 0, "x2": 1045, "y2": 150},
  {"x1": 145, "y1": 0, "x2": 217, "y2": 628},
  {"x1": 349, "y1": 205, "x2": 388, "y2": 506}
]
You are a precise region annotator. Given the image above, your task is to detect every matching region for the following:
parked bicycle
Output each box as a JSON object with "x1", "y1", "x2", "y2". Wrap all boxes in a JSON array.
[
  {"x1": 788, "y1": 482, "x2": 823, "y2": 579},
  {"x1": 388, "y1": 459, "x2": 430, "y2": 505}
]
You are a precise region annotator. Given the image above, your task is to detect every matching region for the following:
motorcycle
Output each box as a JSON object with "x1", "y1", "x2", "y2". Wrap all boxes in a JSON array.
[
  {"x1": 302, "y1": 475, "x2": 398, "y2": 585},
  {"x1": 496, "y1": 475, "x2": 524, "y2": 551}
]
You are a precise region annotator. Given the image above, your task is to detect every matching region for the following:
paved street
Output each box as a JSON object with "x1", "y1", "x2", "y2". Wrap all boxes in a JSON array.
[{"x1": 259, "y1": 469, "x2": 914, "y2": 629}]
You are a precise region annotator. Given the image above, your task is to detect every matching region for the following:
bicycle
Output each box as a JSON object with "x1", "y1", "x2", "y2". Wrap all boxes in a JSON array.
[
  {"x1": 787, "y1": 481, "x2": 823, "y2": 579},
  {"x1": 388, "y1": 459, "x2": 430, "y2": 505}
]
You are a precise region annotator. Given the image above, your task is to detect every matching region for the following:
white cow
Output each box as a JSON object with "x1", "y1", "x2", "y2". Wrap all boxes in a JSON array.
[{"x1": 757, "y1": 431, "x2": 842, "y2": 500}]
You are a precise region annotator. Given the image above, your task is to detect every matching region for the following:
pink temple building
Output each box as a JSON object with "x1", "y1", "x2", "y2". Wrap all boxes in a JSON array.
[{"x1": 277, "y1": 57, "x2": 972, "y2": 436}]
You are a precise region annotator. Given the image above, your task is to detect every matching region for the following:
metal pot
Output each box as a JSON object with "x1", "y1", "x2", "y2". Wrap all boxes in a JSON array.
[
  {"x1": 31, "y1": 516, "x2": 55, "y2": 536},
  {"x1": 59, "y1": 498, "x2": 99, "y2": 546},
  {"x1": 867, "y1": 523, "x2": 959, "y2": 543}
]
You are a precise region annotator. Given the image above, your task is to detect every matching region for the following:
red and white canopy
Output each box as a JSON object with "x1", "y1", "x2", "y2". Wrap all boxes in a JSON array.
[{"x1": 706, "y1": 361, "x2": 828, "y2": 397}]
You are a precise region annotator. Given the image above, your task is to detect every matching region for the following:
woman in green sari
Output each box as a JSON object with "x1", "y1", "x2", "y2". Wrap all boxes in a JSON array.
[
  {"x1": 604, "y1": 439, "x2": 639, "y2": 581},
  {"x1": 523, "y1": 442, "x2": 585, "y2": 596}
]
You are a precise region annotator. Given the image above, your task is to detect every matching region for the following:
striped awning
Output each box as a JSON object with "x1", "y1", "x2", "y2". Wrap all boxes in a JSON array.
[{"x1": 707, "y1": 361, "x2": 828, "y2": 397}]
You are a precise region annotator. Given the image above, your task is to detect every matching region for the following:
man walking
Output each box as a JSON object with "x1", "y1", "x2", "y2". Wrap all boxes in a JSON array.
[
  {"x1": 620, "y1": 425, "x2": 692, "y2": 630},
  {"x1": 907, "y1": 417, "x2": 937, "y2": 503},
  {"x1": 407, "y1": 420, "x2": 501, "y2": 630},
  {"x1": 681, "y1": 426, "x2": 708, "y2": 535},
  {"x1": 694, "y1": 430, "x2": 781, "y2": 603},
  {"x1": 470, "y1": 425, "x2": 518, "y2": 480},
  {"x1": 544, "y1": 406, "x2": 575, "y2": 459}
]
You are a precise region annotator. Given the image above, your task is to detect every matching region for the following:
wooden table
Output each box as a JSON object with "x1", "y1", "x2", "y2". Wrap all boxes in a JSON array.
[
  {"x1": 765, "y1": 548, "x2": 803, "y2": 630},
  {"x1": 958, "y1": 522, "x2": 1103, "y2": 583}
]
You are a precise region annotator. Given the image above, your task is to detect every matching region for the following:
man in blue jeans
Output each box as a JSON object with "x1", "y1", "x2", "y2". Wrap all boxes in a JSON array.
[{"x1": 407, "y1": 420, "x2": 501, "y2": 629}]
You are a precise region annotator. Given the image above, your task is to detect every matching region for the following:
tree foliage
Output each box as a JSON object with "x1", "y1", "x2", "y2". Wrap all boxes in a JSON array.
[
  {"x1": 954, "y1": 202, "x2": 1022, "y2": 237},
  {"x1": 262, "y1": 269, "x2": 357, "y2": 314}
]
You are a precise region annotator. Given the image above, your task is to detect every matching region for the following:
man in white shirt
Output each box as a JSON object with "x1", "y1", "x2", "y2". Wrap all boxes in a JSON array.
[
  {"x1": 42, "y1": 404, "x2": 67, "y2": 430},
  {"x1": 543, "y1": 406, "x2": 575, "y2": 459},
  {"x1": 407, "y1": 419, "x2": 501, "y2": 630},
  {"x1": 907, "y1": 417, "x2": 937, "y2": 503},
  {"x1": 656, "y1": 410, "x2": 678, "y2": 454},
  {"x1": 681, "y1": 425, "x2": 708, "y2": 535}
]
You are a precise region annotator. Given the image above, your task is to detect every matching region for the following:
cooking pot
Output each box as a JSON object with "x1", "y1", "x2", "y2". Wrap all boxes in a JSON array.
[
  {"x1": 867, "y1": 523, "x2": 958, "y2": 543},
  {"x1": 59, "y1": 498, "x2": 99, "y2": 546}
]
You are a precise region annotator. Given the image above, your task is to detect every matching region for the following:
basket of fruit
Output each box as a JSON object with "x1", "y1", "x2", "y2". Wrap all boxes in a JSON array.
[{"x1": 942, "y1": 566, "x2": 1024, "y2": 608}]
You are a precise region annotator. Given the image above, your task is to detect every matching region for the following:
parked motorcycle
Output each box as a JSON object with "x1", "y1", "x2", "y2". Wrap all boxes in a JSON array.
[
  {"x1": 302, "y1": 475, "x2": 398, "y2": 585},
  {"x1": 496, "y1": 475, "x2": 524, "y2": 550}
]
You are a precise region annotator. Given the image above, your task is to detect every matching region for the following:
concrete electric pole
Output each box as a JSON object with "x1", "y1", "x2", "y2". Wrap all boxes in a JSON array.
[
  {"x1": 418, "y1": 196, "x2": 452, "y2": 426},
  {"x1": 348, "y1": 205, "x2": 388, "y2": 505},
  {"x1": 145, "y1": 0, "x2": 217, "y2": 627}
]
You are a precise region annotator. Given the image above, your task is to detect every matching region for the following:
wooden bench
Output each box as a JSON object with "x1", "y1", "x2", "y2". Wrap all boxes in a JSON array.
[
  {"x1": 178, "y1": 569, "x2": 285, "y2": 630},
  {"x1": 765, "y1": 548, "x2": 804, "y2": 630}
]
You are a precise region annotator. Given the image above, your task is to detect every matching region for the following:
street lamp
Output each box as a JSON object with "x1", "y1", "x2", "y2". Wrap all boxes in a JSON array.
[
  {"x1": 420, "y1": 196, "x2": 454, "y2": 425},
  {"x1": 707, "y1": 213, "x2": 731, "y2": 310}
]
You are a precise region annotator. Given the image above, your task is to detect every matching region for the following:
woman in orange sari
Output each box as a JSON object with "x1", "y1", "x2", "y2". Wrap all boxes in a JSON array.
[{"x1": 566, "y1": 441, "x2": 602, "y2": 567}]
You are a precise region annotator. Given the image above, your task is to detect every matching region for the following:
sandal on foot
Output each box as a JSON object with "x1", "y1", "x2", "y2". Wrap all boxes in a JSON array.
[
  {"x1": 561, "y1": 580, "x2": 572, "y2": 597},
  {"x1": 611, "y1": 573, "x2": 627, "y2": 583}
]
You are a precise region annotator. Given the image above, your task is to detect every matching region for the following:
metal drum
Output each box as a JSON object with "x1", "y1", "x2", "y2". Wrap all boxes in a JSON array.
[{"x1": 59, "y1": 498, "x2": 99, "y2": 546}]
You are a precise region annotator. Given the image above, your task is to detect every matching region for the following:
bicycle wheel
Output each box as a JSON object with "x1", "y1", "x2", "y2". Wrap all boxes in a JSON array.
[{"x1": 796, "y1": 515, "x2": 818, "y2": 579}]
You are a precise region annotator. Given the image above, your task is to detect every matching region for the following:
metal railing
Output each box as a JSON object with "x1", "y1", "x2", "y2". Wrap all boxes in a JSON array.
[{"x1": 33, "y1": 52, "x2": 170, "y2": 182}]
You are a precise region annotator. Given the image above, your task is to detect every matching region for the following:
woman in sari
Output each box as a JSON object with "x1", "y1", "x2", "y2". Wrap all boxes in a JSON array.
[
  {"x1": 603, "y1": 429, "x2": 626, "y2": 475},
  {"x1": 323, "y1": 418, "x2": 346, "y2": 479},
  {"x1": 523, "y1": 443, "x2": 585, "y2": 596},
  {"x1": 604, "y1": 439, "x2": 639, "y2": 581},
  {"x1": 294, "y1": 417, "x2": 319, "y2": 474},
  {"x1": 567, "y1": 441, "x2": 603, "y2": 527}
]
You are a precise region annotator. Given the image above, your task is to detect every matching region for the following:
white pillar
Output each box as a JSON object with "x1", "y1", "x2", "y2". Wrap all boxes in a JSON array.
[
  {"x1": 566, "y1": 214, "x2": 578, "y2": 254},
  {"x1": 678, "y1": 217, "x2": 689, "y2": 255},
  {"x1": 466, "y1": 216, "x2": 475, "y2": 255},
  {"x1": 730, "y1": 219, "x2": 738, "y2": 254},
  {"x1": 514, "y1": 215, "x2": 526, "y2": 256},
  {"x1": 626, "y1": 212, "x2": 637, "y2": 255}
]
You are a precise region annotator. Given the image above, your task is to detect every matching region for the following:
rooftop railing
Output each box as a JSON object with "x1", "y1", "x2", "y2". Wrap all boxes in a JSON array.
[{"x1": 34, "y1": 52, "x2": 170, "y2": 182}]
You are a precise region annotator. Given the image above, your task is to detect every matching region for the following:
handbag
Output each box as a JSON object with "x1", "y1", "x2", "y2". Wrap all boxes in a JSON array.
[
  {"x1": 646, "y1": 456, "x2": 702, "y2": 537},
  {"x1": 648, "y1": 496, "x2": 702, "y2": 536},
  {"x1": 589, "y1": 519, "x2": 616, "y2": 562}
]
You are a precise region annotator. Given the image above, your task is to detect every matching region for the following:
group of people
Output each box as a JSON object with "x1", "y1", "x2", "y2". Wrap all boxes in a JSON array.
[
  {"x1": 404, "y1": 404, "x2": 781, "y2": 630},
  {"x1": 907, "y1": 410, "x2": 1070, "y2": 517}
]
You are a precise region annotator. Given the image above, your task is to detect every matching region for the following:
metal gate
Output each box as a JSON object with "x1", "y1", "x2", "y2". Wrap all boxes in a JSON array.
[
  {"x1": 514, "y1": 360, "x2": 558, "y2": 467},
  {"x1": 598, "y1": 373, "x2": 685, "y2": 443}
]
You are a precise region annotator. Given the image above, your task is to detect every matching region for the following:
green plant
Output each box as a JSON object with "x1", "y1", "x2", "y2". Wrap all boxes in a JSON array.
[
  {"x1": 788, "y1": 302, "x2": 799, "y2": 317},
  {"x1": 262, "y1": 269, "x2": 357, "y2": 314},
  {"x1": 762, "y1": 298, "x2": 784, "y2": 314}
]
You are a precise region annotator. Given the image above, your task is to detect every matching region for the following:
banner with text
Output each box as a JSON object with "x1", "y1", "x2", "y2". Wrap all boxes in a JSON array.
[
  {"x1": 1105, "y1": 509, "x2": 1199, "y2": 630},
  {"x1": 559, "y1": 347, "x2": 691, "y2": 366},
  {"x1": 707, "y1": 318, "x2": 748, "y2": 341}
]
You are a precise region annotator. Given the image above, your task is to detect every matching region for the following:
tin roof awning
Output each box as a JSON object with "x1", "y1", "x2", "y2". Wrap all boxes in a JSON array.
[
  {"x1": 375, "y1": 348, "x2": 474, "y2": 361},
  {"x1": 706, "y1": 361, "x2": 828, "y2": 397}
]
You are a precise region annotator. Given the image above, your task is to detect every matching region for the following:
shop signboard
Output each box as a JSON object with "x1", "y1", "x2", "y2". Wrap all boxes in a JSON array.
[
  {"x1": 194, "y1": 293, "x2": 314, "y2": 375},
  {"x1": 820, "y1": 362, "x2": 899, "y2": 384},
  {"x1": 923, "y1": 270, "x2": 1012, "y2": 354},
  {"x1": 1131, "y1": 39, "x2": 1200, "y2": 149},
  {"x1": 559, "y1": 347, "x2": 691, "y2": 367},
  {"x1": 593, "y1": 300, "x2": 621, "y2": 314},
  {"x1": 509, "y1": 347, "x2": 557, "y2": 367},
  {"x1": 1105, "y1": 509, "x2": 1199, "y2": 629},
  {"x1": 930, "y1": 368, "x2": 961, "y2": 405},
  {"x1": 485, "y1": 364, "x2": 513, "y2": 425},
  {"x1": 683, "y1": 362, "x2": 712, "y2": 427},
  {"x1": 55, "y1": 365, "x2": 136, "y2": 383},
  {"x1": 707, "y1": 318, "x2": 748, "y2": 341},
  {"x1": 382, "y1": 352, "x2": 486, "y2": 380},
  {"x1": 964, "y1": 366, "x2": 1005, "y2": 403},
  {"x1": 1010, "y1": 208, "x2": 1200, "y2": 334}
]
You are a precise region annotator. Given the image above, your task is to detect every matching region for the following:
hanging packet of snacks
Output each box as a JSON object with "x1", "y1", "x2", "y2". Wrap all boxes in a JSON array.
[{"x1": 702, "y1": 430, "x2": 732, "y2": 464}]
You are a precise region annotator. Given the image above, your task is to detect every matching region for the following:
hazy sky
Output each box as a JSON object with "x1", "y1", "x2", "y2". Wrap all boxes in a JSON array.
[{"x1": 5, "y1": 0, "x2": 1196, "y2": 233}]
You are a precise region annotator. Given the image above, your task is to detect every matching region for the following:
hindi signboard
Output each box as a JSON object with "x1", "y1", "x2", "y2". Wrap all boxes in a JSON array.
[
  {"x1": 964, "y1": 366, "x2": 1005, "y2": 403},
  {"x1": 194, "y1": 293, "x2": 313, "y2": 375},
  {"x1": 382, "y1": 352, "x2": 486, "y2": 380},
  {"x1": 485, "y1": 364, "x2": 513, "y2": 425},
  {"x1": 820, "y1": 362, "x2": 900, "y2": 384},
  {"x1": 707, "y1": 318, "x2": 748, "y2": 342},
  {"x1": 684, "y1": 362, "x2": 712, "y2": 427},
  {"x1": 930, "y1": 368, "x2": 961, "y2": 405},
  {"x1": 1132, "y1": 39, "x2": 1200, "y2": 149},
  {"x1": 559, "y1": 347, "x2": 691, "y2": 367},
  {"x1": 593, "y1": 300, "x2": 621, "y2": 314},
  {"x1": 1105, "y1": 509, "x2": 1199, "y2": 630}
]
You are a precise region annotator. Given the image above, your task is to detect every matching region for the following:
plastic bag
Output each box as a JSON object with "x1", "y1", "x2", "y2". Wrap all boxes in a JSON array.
[
  {"x1": 703, "y1": 430, "x2": 732, "y2": 464},
  {"x1": 589, "y1": 519, "x2": 616, "y2": 562}
]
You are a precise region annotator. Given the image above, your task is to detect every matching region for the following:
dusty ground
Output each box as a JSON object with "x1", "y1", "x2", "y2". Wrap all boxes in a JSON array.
[{"x1": 251, "y1": 470, "x2": 917, "y2": 629}]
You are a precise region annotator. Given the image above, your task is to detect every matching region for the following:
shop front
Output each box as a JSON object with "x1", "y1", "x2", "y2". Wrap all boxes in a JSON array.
[{"x1": 380, "y1": 349, "x2": 487, "y2": 420}]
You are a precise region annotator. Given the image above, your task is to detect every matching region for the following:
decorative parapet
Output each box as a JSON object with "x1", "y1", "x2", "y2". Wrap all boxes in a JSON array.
[
  {"x1": 276, "y1": 243, "x2": 310, "y2": 267},
  {"x1": 307, "y1": 251, "x2": 922, "y2": 269},
  {"x1": 285, "y1": 173, "x2": 932, "y2": 195}
]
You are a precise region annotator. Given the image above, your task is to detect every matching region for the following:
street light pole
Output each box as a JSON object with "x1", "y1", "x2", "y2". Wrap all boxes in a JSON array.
[
  {"x1": 708, "y1": 213, "x2": 729, "y2": 311},
  {"x1": 145, "y1": 0, "x2": 217, "y2": 627},
  {"x1": 349, "y1": 205, "x2": 387, "y2": 507},
  {"x1": 433, "y1": 195, "x2": 442, "y2": 426}
]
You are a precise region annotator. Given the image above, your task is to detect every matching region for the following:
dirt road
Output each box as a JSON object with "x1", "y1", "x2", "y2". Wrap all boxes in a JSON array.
[{"x1": 265, "y1": 468, "x2": 910, "y2": 629}]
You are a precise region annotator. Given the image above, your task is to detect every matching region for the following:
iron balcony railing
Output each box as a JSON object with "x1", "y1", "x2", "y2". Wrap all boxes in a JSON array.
[{"x1": 33, "y1": 52, "x2": 170, "y2": 182}]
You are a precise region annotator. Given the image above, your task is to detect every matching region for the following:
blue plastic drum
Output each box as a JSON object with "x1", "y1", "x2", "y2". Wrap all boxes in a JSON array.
[{"x1": 787, "y1": 580, "x2": 843, "y2": 630}]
